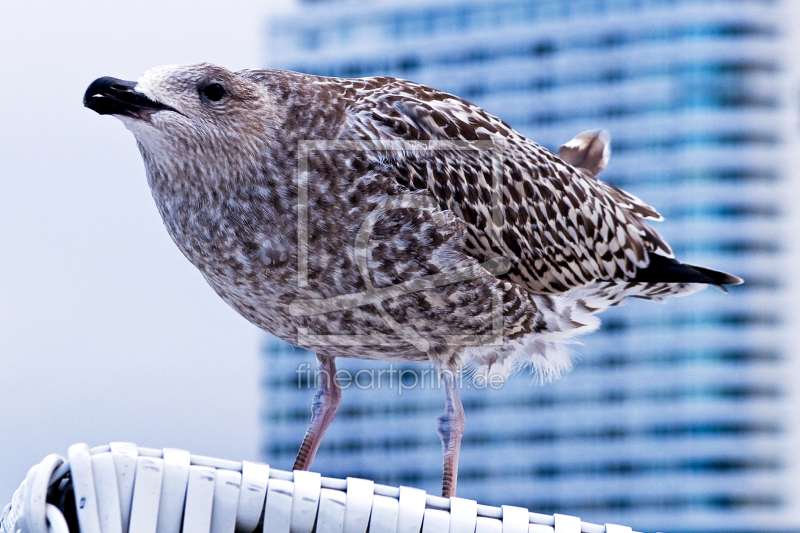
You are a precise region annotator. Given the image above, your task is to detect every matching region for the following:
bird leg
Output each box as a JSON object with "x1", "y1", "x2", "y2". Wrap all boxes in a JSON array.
[
  {"x1": 437, "y1": 369, "x2": 465, "y2": 498},
  {"x1": 293, "y1": 356, "x2": 341, "y2": 471}
]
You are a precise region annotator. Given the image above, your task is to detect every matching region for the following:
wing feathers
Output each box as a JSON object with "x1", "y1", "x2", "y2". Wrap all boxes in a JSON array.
[
  {"x1": 630, "y1": 254, "x2": 743, "y2": 289},
  {"x1": 341, "y1": 77, "x2": 722, "y2": 294},
  {"x1": 557, "y1": 130, "x2": 610, "y2": 176}
]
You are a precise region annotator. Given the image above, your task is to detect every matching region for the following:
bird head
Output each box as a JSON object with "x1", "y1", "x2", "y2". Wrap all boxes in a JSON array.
[{"x1": 84, "y1": 63, "x2": 278, "y2": 182}]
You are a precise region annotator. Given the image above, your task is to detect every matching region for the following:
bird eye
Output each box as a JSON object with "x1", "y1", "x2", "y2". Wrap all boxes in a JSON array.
[{"x1": 202, "y1": 83, "x2": 225, "y2": 102}]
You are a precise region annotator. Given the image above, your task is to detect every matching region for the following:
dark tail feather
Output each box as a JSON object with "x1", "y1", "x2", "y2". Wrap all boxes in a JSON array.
[{"x1": 631, "y1": 254, "x2": 744, "y2": 292}]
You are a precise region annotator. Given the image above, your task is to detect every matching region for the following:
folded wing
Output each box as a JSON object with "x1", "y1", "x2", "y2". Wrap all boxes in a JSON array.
[{"x1": 341, "y1": 78, "x2": 690, "y2": 294}]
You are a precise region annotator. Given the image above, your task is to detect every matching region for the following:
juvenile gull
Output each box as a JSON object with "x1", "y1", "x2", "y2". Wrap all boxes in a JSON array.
[{"x1": 84, "y1": 64, "x2": 742, "y2": 497}]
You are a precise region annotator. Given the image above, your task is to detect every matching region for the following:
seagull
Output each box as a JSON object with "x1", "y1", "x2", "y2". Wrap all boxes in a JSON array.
[{"x1": 84, "y1": 64, "x2": 742, "y2": 497}]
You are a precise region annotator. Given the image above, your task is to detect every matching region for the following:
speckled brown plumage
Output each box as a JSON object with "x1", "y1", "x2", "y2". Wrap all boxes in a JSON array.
[
  {"x1": 84, "y1": 63, "x2": 740, "y2": 378},
  {"x1": 340, "y1": 78, "x2": 675, "y2": 295}
]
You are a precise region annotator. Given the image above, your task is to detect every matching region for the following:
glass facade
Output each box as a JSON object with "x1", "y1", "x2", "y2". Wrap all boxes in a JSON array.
[{"x1": 261, "y1": 1, "x2": 800, "y2": 531}]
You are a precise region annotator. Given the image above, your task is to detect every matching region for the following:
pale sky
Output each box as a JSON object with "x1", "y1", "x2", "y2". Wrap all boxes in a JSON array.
[{"x1": 0, "y1": 0, "x2": 294, "y2": 504}]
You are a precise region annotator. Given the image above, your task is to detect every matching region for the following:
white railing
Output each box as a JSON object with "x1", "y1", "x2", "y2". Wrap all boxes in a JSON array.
[{"x1": 1, "y1": 443, "x2": 639, "y2": 533}]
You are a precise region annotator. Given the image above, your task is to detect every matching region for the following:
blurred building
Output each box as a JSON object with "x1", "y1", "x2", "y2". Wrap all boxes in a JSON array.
[{"x1": 261, "y1": 1, "x2": 800, "y2": 531}]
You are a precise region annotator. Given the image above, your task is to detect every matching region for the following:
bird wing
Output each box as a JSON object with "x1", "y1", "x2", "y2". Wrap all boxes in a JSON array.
[{"x1": 341, "y1": 77, "x2": 673, "y2": 294}]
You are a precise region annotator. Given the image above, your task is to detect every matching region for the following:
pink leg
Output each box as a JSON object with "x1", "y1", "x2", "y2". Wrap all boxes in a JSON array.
[
  {"x1": 293, "y1": 356, "x2": 341, "y2": 471},
  {"x1": 437, "y1": 370, "x2": 465, "y2": 498}
]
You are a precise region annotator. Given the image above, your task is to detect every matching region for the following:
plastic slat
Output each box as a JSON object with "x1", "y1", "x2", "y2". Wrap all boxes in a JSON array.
[
  {"x1": 9, "y1": 467, "x2": 31, "y2": 533},
  {"x1": 17, "y1": 462, "x2": 37, "y2": 533},
  {"x1": 342, "y1": 478, "x2": 374, "y2": 533},
  {"x1": 320, "y1": 478, "x2": 347, "y2": 491},
  {"x1": 191, "y1": 455, "x2": 241, "y2": 472},
  {"x1": 501, "y1": 506, "x2": 529, "y2": 533},
  {"x1": 529, "y1": 514, "x2": 554, "y2": 527},
  {"x1": 236, "y1": 461, "x2": 270, "y2": 533},
  {"x1": 426, "y1": 496, "x2": 449, "y2": 511},
  {"x1": 449, "y1": 497, "x2": 477, "y2": 533},
  {"x1": 156, "y1": 448, "x2": 190, "y2": 533},
  {"x1": 23, "y1": 454, "x2": 64, "y2": 533},
  {"x1": 369, "y1": 495, "x2": 399, "y2": 533},
  {"x1": 373, "y1": 485, "x2": 400, "y2": 500},
  {"x1": 291, "y1": 471, "x2": 321, "y2": 533},
  {"x1": 396, "y1": 486, "x2": 426, "y2": 533},
  {"x1": 529, "y1": 526, "x2": 554, "y2": 533},
  {"x1": 604, "y1": 525, "x2": 632, "y2": 533},
  {"x1": 91, "y1": 452, "x2": 123, "y2": 533},
  {"x1": 421, "y1": 509, "x2": 451, "y2": 533},
  {"x1": 128, "y1": 457, "x2": 164, "y2": 533},
  {"x1": 45, "y1": 503, "x2": 70, "y2": 533},
  {"x1": 317, "y1": 489, "x2": 347, "y2": 533},
  {"x1": 476, "y1": 506, "x2": 502, "y2": 520},
  {"x1": 210, "y1": 469, "x2": 241, "y2": 533},
  {"x1": 263, "y1": 478, "x2": 294, "y2": 533},
  {"x1": 476, "y1": 517, "x2": 502, "y2": 533},
  {"x1": 109, "y1": 443, "x2": 138, "y2": 533},
  {"x1": 183, "y1": 466, "x2": 216, "y2": 533},
  {"x1": 554, "y1": 515, "x2": 580, "y2": 533},
  {"x1": 68, "y1": 444, "x2": 102, "y2": 533}
]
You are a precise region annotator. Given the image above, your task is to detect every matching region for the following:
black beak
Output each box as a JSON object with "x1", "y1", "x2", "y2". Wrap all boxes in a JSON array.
[{"x1": 84, "y1": 76, "x2": 174, "y2": 119}]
